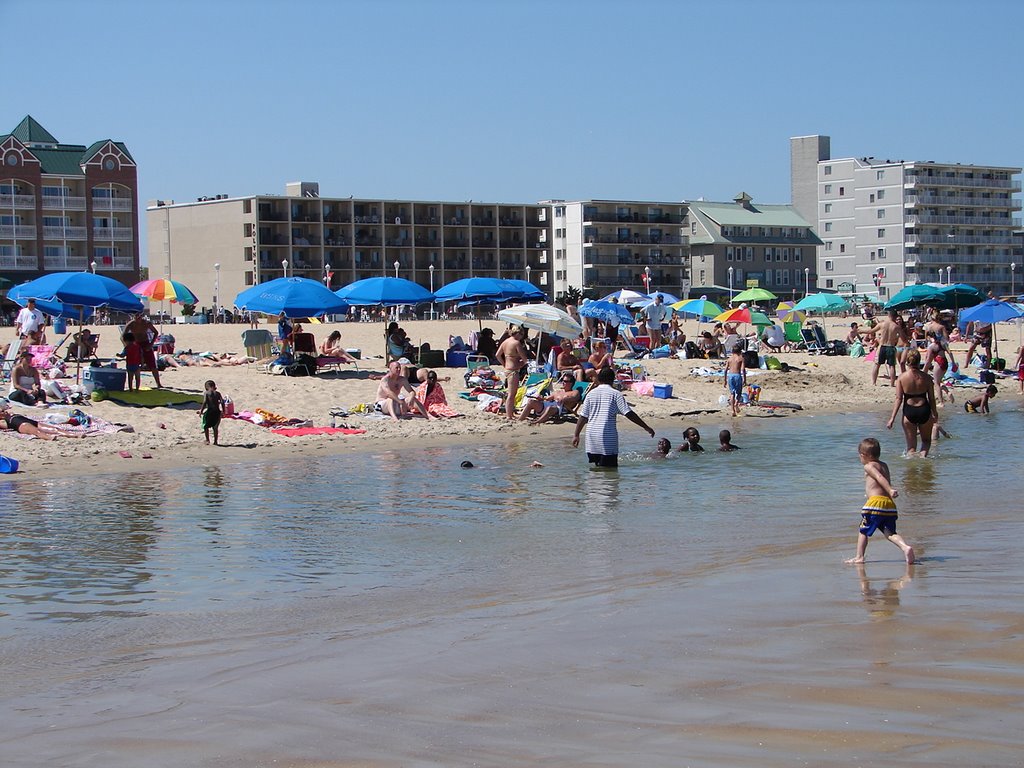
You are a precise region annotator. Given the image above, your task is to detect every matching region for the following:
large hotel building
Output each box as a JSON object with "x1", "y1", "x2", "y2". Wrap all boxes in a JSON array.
[
  {"x1": 1, "y1": 116, "x2": 140, "y2": 281},
  {"x1": 791, "y1": 135, "x2": 1022, "y2": 300}
]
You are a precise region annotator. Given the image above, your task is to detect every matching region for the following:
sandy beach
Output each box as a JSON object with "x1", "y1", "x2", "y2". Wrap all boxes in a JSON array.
[{"x1": 3, "y1": 314, "x2": 1019, "y2": 478}]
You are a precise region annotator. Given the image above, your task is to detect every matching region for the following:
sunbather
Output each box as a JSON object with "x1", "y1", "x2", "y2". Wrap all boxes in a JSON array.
[{"x1": 0, "y1": 405, "x2": 82, "y2": 440}]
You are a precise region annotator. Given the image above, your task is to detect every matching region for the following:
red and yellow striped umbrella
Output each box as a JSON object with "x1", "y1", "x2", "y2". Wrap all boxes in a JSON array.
[{"x1": 129, "y1": 278, "x2": 199, "y2": 305}]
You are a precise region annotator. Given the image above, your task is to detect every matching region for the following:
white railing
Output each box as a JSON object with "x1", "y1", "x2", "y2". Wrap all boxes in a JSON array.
[
  {"x1": 0, "y1": 193, "x2": 35, "y2": 208},
  {"x1": 43, "y1": 256, "x2": 89, "y2": 270},
  {"x1": 92, "y1": 227, "x2": 134, "y2": 241},
  {"x1": 0, "y1": 224, "x2": 37, "y2": 238},
  {"x1": 906, "y1": 214, "x2": 1020, "y2": 228},
  {"x1": 41, "y1": 196, "x2": 87, "y2": 210},
  {"x1": 91, "y1": 197, "x2": 133, "y2": 211},
  {"x1": 905, "y1": 174, "x2": 1019, "y2": 190},
  {"x1": 43, "y1": 226, "x2": 88, "y2": 240},
  {"x1": 907, "y1": 234, "x2": 1015, "y2": 246},
  {"x1": 0, "y1": 254, "x2": 37, "y2": 269}
]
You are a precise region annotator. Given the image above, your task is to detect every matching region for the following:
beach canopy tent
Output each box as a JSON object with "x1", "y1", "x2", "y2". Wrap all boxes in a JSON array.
[
  {"x1": 234, "y1": 277, "x2": 349, "y2": 318},
  {"x1": 794, "y1": 292, "x2": 851, "y2": 313},
  {"x1": 335, "y1": 277, "x2": 435, "y2": 307}
]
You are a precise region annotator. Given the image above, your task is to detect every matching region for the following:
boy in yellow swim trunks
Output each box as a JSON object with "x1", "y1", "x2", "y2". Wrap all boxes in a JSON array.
[{"x1": 845, "y1": 437, "x2": 915, "y2": 564}]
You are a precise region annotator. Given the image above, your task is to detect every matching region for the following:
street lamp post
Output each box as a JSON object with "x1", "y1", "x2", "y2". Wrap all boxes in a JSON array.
[
  {"x1": 946, "y1": 266, "x2": 952, "y2": 285},
  {"x1": 213, "y1": 262, "x2": 220, "y2": 323},
  {"x1": 90, "y1": 260, "x2": 97, "y2": 274},
  {"x1": 324, "y1": 263, "x2": 331, "y2": 288},
  {"x1": 727, "y1": 266, "x2": 734, "y2": 306},
  {"x1": 393, "y1": 260, "x2": 400, "y2": 279},
  {"x1": 428, "y1": 264, "x2": 435, "y2": 320},
  {"x1": 525, "y1": 264, "x2": 531, "y2": 284},
  {"x1": 645, "y1": 265, "x2": 651, "y2": 294},
  {"x1": 1011, "y1": 262, "x2": 1017, "y2": 296},
  {"x1": 281, "y1": 259, "x2": 288, "y2": 278},
  {"x1": 804, "y1": 267, "x2": 810, "y2": 297}
]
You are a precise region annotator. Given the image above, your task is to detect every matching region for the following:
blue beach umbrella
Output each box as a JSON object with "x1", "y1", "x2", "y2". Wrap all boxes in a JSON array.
[
  {"x1": 10, "y1": 271, "x2": 144, "y2": 314},
  {"x1": 235, "y1": 277, "x2": 349, "y2": 318},
  {"x1": 958, "y1": 298, "x2": 1024, "y2": 325},
  {"x1": 600, "y1": 289, "x2": 647, "y2": 305},
  {"x1": 578, "y1": 299, "x2": 635, "y2": 325},
  {"x1": 433, "y1": 277, "x2": 517, "y2": 303},
  {"x1": 335, "y1": 276, "x2": 434, "y2": 306},
  {"x1": 7, "y1": 285, "x2": 95, "y2": 321},
  {"x1": 502, "y1": 279, "x2": 546, "y2": 300}
]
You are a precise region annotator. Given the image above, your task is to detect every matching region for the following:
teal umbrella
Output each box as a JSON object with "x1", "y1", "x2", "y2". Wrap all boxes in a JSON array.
[
  {"x1": 883, "y1": 284, "x2": 944, "y2": 311},
  {"x1": 794, "y1": 293, "x2": 851, "y2": 312},
  {"x1": 934, "y1": 283, "x2": 986, "y2": 311}
]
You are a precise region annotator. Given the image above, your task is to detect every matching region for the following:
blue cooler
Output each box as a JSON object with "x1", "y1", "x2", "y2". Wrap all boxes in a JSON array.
[
  {"x1": 446, "y1": 350, "x2": 471, "y2": 368},
  {"x1": 83, "y1": 366, "x2": 127, "y2": 394}
]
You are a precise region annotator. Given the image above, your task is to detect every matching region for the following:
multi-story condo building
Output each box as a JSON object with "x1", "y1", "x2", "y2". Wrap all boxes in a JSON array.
[
  {"x1": 147, "y1": 182, "x2": 551, "y2": 313},
  {"x1": 0, "y1": 116, "x2": 140, "y2": 282},
  {"x1": 547, "y1": 199, "x2": 690, "y2": 299},
  {"x1": 791, "y1": 135, "x2": 1022, "y2": 301},
  {"x1": 684, "y1": 193, "x2": 820, "y2": 303}
]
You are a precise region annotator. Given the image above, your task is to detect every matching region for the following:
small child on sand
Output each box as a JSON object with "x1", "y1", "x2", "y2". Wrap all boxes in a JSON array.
[
  {"x1": 846, "y1": 437, "x2": 915, "y2": 564},
  {"x1": 198, "y1": 379, "x2": 225, "y2": 445},
  {"x1": 718, "y1": 429, "x2": 740, "y2": 451},
  {"x1": 964, "y1": 384, "x2": 997, "y2": 413},
  {"x1": 677, "y1": 427, "x2": 704, "y2": 452},
  {"x1": 123, "y1": 332, "x2": 142, "y2": 391}
]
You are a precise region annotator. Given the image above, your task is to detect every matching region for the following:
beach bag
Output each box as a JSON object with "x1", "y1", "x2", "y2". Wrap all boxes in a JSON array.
[
  {"x1": 67, "y1": 408, "x2": 90, "y2": 427},
  {"x1": 684, "y1": 341, "x2": 701, "y2": 359},
  {"x1": 222, "y1": 397, "x2": 235, "y2": 417},
  {"x1": 991, "y1": 357, "x2": 1005, "y2": 371},
  {"x1": 285, "y1": 354, "x2": 316, "y2": 377},
  {"x1": 848, "y1": 340, "x2": 865, "y2": 358},
  {"x1": 765, "y1": 356, "x2": 782, "y2": 370}
]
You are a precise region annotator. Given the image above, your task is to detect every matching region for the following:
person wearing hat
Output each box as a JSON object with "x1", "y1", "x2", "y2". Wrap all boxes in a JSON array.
[
  {"x1": 15, "y1": 298, "x2": 45, "y2": 343},
  {"x1": 475, "y1": 327, "x2": 498, "y2": 363},
  {"x1": 8, "y1": 349, "x2": 47, "y2": 405}
]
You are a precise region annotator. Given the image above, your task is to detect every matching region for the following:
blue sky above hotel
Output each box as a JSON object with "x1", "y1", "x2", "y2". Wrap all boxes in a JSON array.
[{"x1": 4, "y1": 0, "x2": 1021, "y2": 209}]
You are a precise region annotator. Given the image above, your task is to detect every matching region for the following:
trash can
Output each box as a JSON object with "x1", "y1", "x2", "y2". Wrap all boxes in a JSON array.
[{"x1": 53, "y1": 317, "x2": 67, "y2": 334}]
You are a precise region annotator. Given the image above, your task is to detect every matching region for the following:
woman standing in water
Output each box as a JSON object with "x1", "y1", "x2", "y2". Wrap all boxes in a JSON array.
[{"x1": 886, "y1": 348, "x2": 938, "y2": 457}]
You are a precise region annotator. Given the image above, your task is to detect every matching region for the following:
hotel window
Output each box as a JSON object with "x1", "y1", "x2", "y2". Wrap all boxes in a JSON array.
[
  {"x1": 765, "y1": 247, "x2": 773, "y2": 262},
  {"x1": 745, "y1": 247, "x2": 753, "y2": 261},
  {"x1": 877, "y1": 209, "x2": 885, "y2": 219},
  {"x1": 824, "y1": 203, "x2": 832, "y2": 213},
  {"x1": 870, "y1": 194, "x2": 875, "y2": 203},
  {"x1": 824, "y1": 260, "x2": 834, "y2": 271},
  {"x1": 839, "y1": 243, "x2": 846, "y2": 253},
  {"x1": 825, "y1": 278, "x2": 834, "y2": 288},
  {"x1": 764, "y1": 270, "x2": 773, "y2": 286},
  {"x1": 870, "y1": 251, "x2": 876, "y2": 261},
  {"x1": 876, "y1": 170, "x2": 885, "y2": 180},
  {"x1": 699, "y1": 269, "x2": 706, "y2": 283},
  {"x1": 782, "y1": 248, "x2": 790, "y2": 262},
  {"x1": 824, "y1": 222, "x2": 832, "y2": 232},
  {"x1": 824, "y1": 184, "x2": 832, "y2": 195},
  {"x1": 838, "y1": 187, "x2": 845, "y2": 195},
  {"x1": 726, "y1": 247, "x2": 734, "y2": 261},
  {"x1": 781, "y1": 269, "x2": 790, "y2": 285},
  {"x1": 878, "y1": 247, "x2": 886, "y2": 260},
  {"x1": 793, "y1": 248, "x2": 802, "y2": 262},
  {"x1": 877, "y1": 229, "x2": 885, "y2": 238},
  {"x1": 775, "y1": 269, "x2": 784, "y2": 284},
  {"x1": 825, "y1": 241, "x2": 832, "y2": 251},
  {"x1": 877, "y1": 189, "x2": 885, "y2": 200}
]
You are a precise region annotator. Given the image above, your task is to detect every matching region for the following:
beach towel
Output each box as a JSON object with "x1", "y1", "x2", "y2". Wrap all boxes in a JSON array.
[
  {"x1": 271, "y1": 426, "x2": 366, "y2": 436},
  {"x1": 415, "y1": 381, "x2": 461, "y2": 418},
  {"x1": 100, "y1": 389, "x2": 204, "y2": 408}
]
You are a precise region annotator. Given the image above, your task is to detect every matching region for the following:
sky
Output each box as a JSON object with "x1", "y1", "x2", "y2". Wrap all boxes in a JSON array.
[{"x1": 3, "y1": 0, "x2": 1022, "y2": 218}]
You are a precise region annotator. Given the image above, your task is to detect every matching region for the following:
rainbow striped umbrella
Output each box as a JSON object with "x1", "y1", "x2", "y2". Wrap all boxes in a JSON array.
[
  {"x1": 130, "y1": 278, "x2": 199, "y2": 305},
  {"x1": 775, "y1": 300, "x2": 806, "y2": 324}
]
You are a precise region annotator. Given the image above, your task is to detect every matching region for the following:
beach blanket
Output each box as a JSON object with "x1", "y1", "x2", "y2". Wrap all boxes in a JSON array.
[
  {"x1": 270, "y1": 426, "x2": 366, "y2": 437},
  {"x1": 100, "y1": 389, "x2": 203, "y2": 408},
  {"x1": 229, "y1": 409, "x2": 312, "y2": 428},
  {"x1": 7, "y1": 411, "x2": 133, "y2": 439}
]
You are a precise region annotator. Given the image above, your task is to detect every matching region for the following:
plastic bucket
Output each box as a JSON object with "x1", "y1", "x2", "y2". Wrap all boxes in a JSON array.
[{"x1": 0, "y1": 455, "x2": 19, "y2": 474}]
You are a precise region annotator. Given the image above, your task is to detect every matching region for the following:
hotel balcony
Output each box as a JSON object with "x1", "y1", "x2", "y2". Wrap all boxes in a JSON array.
[
  {"x1": 0, "y1": 193, "x2": 36, "y2": 209},
  {"x1": 905, "y1": 193, "x2": 1021, "y2": 210},
  {"x1": 0, "y1": 224, "x2": 37, "y2": 238},
  {"x1": 43, "y1": 255, "x2": 89, "y2": 271},
  {"x1": 95, "y1": 258, "x2": 135, "y2": 271},
  {"x1": 43, "y1": 225, "x2": 88, "y2": 240},
  {"x1": 905, "y1": 214, "x2": 1021, "y2": 228},
  {"x1": 904, "y1": 175, "x2": 1020, "y2": 191},
  {"x1": 41, "y1": 196, "x2": 87, "y2": 210},
  {"x1": 905, "y1": 234, "x2": 1015, "y2": 247},
  {"x1": 91, "y1": 197, "x2": 133, "y2": 212},
  {"x1": 92, "y1": 227, "x2": 134, "y2": 241},
  {"x1": 0, "y1": 252, "x2": 37, "y2": 269}
]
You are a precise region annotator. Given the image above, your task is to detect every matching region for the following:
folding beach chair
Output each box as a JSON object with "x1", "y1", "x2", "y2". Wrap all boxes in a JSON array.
[
  {"x1": 784, "y1": 322, "x2": 805, "y2": 351},
  {"x1": 0, "y1": 337, "x2": 23, "y2": 383},
  {"x1": 241, "y1": 329, "x2": 277, "y2": 372},
  {"x1": 800, "y1": 328, "x2": 824, "y2": 354},
  {"x1": 812, "y1": 324, "x2": 847, "y2": 356}
]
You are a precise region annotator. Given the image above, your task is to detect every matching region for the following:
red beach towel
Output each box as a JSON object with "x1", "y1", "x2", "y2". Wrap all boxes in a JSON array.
[{"x1": 270, "y1": 426, "x2": 366, "y2": 437}]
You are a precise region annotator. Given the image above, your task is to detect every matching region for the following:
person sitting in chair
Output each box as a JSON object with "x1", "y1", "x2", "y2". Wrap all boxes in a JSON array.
[{"x1": 66, "y1": 328, "x2": 99, "y2": 361}]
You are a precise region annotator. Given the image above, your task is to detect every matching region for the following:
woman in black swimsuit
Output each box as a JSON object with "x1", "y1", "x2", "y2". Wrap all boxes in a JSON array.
[
  {"x1": 0, "y1": 406, "x2": 80, "y2": 441},
  {"x1": 886, "y1": 348, "x2": 938, "y2": 457}
]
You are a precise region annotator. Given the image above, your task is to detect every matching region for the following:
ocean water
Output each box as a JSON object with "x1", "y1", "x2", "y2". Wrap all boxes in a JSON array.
[{"x1": 1, "y1": 403, "x2": 1023, "y2": 767}]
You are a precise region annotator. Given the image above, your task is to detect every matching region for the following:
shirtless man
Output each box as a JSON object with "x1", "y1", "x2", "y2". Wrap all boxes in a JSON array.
[
  {"x1": 869, "y1": 311, "x2": 908, "y2": 387},
  {"x1": 375, "y1": 360, "x2": 435, "y2": 421},
  {"x1": 496, "y1": 327, "x2": 529, "y2": 420}
]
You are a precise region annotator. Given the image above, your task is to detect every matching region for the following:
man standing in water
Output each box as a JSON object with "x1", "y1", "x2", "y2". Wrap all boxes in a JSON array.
[
  {"x1": 572, "y1": 366, "x2": 655, "y2": 468},
  {"x1": 496, "y1": 327, "x2": 529, "y2": 420},
  {"x1": 869, "y1": 310, "x2": 907, "y2": 387}
]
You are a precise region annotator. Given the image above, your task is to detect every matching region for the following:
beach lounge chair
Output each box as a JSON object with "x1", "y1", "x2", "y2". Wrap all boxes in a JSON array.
[
  {"x1": 784, "y1": 322, "x2": 805, "y2": 351},
  {"x1": 812, "y1": 324, "x2": 847, "y2": 356},
  {"x1": 800, "y1": 328, "x2": 824, "y2": 354},
  {"x1": 241, "y1": 329, "x2": 277, "y2": 372},
  {"x1": 0, "y1": 337, "x2": 23, "y2": 383}
]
